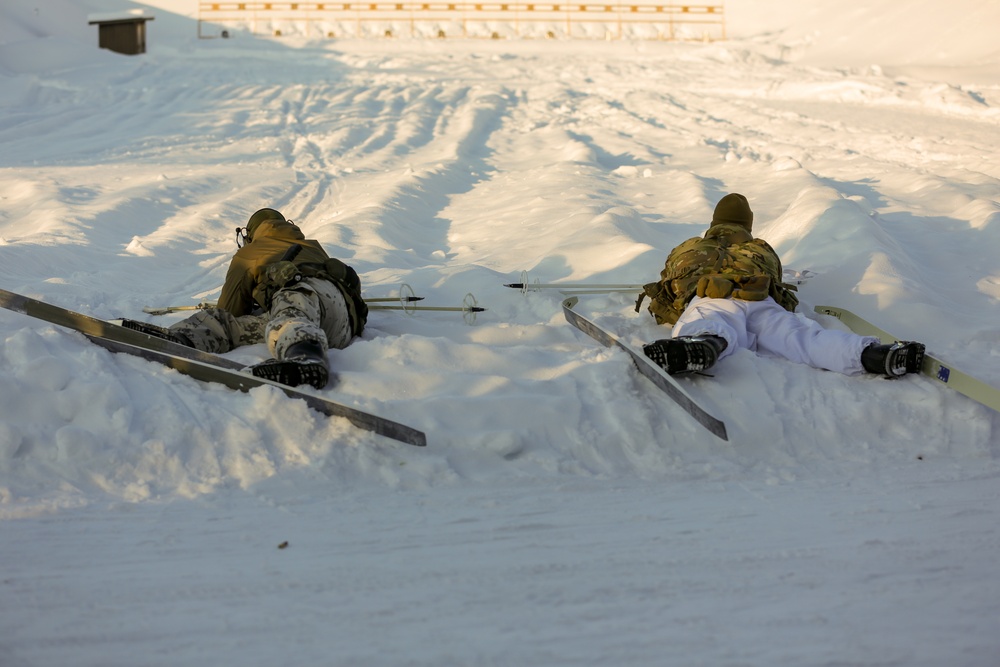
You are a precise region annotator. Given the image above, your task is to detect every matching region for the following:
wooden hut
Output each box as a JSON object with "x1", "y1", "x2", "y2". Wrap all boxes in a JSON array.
[{"x1": 88, "y1": 11, "x2": 155, "y2": 55}]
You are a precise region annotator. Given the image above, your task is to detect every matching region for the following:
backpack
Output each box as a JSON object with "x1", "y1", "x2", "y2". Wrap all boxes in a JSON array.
[
  {"x1": 253, "y1": 253, "x2": 369, "y2": 337},
  {"x1": 636, "y1": 230, "x2": 798, "y2": 325}
]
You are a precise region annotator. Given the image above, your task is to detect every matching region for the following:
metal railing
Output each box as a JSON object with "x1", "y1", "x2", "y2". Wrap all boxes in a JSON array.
[{"x1": 197, "y1": 1, "x2": 725, "y2": 40}]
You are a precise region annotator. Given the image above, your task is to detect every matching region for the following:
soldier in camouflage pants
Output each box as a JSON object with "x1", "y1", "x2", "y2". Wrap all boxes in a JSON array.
[
  {"x1": 639, "y1": 193, "x2": 924, "y2": 377},
  {"x1": 170, "y1": 277, "x2": 353, "y2": 359},
  {"x1": 165, "y1": 208, "x2": 367, "y2": 389}
]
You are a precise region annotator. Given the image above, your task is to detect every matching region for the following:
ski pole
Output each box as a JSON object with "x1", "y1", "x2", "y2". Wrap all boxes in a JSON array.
[
  {"x1": 505, "y1": 283, "x2": 642, "y2": 291},
  {"x1": 143, "y1": 302, "x2": 217, "y2": 315},
  {"x1": 368, "y1": 296, "x2": 425, "y2": 303},
  {"x1": 548, "y1": 288, "x2": 641, "y2": 295},
  {"x1": 370, "y1": 282, "x2": 426, "y2": 310},
  {"x1": 369, "y1": 293, "x2": 485, "y2": 325},
  {"x1": 505, "y1": 271, "x2": 642, "y2": 295},
  {"x1": 143, "y1": 284, "x2": 425, "y2": 316}
]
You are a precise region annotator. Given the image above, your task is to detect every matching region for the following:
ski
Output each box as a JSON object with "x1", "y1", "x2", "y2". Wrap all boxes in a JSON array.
[
  {"x1": 0, "y1": 288, "x2": 427, "y2": 447},
  {"x1": 0, "y1": 288, "x2": 246, "y2": 370},
  {"x1": 815, "y1": 305, "x2": 999, "y2": 414},
  {"x1": 562, "y1": 296, "x2": 728, "y2": 441}
]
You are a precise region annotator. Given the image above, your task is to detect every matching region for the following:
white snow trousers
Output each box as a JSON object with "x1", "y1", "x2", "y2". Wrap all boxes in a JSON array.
[{"x1": 672, "y1": 296, "x2": 878, "y2": 375}]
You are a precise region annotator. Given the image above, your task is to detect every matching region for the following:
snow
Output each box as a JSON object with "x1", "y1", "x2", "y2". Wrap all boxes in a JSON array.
[{"x1": 2, "y1": 0, "x2": 999, "y2": 664}]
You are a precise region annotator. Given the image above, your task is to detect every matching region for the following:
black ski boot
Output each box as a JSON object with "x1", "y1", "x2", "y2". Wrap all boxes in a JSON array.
[
  {"x1": 643, "y1": 335, "x2": 728, "y2": 375},
  {"x1": 250, "y1": 340, "x2": 329, "y2": 390},
  {"x1": 120, "y1": 319, "x2": 194, "y2": 348},
  {"x1": 861, "y1": 341, "x2": 925, "y2": 377}
]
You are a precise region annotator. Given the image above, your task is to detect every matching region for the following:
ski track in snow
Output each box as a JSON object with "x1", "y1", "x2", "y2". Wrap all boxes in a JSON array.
[{"x1": 1, "y1": 0, "x2": 1000, "y2": 664}]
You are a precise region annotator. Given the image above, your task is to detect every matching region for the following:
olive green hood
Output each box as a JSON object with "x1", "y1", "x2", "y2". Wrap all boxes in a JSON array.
[{"x1": 246, "y1": 208, "x2": 287, "y2": 242}]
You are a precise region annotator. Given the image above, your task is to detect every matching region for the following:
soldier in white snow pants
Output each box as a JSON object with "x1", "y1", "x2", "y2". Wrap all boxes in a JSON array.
[
  {"x1": 672, "y1": 295, "x2": 877, "y2": 375},
  {"x1": 639, "y1": 193, "x2": 925, "y2": 377}
]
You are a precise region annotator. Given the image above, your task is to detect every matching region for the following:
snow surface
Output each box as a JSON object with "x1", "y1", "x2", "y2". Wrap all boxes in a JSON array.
[{"x1": 2, "y1": 0, "x2": 1000, "y2": 664}]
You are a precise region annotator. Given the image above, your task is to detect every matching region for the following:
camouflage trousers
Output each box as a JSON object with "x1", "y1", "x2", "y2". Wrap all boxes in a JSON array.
[{"x1": 170, "y1": 277, "x2": 353, "y2": 360}]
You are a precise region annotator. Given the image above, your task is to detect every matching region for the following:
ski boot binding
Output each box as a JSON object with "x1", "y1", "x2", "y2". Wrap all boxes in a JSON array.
[
  {"x1": 861, "y1": 341, "x2": 925, "y2": 378},
  {"x1": 121, "y1": 319, "x2": 194, "y2": 348},
  {"x1": 643, "y1": 335, "x2": 727, "y2": 375}
]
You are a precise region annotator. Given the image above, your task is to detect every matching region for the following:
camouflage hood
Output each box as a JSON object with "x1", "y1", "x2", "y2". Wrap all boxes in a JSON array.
[{"x1": 703, "y1": 221, "x2": 755, "y2": 246}]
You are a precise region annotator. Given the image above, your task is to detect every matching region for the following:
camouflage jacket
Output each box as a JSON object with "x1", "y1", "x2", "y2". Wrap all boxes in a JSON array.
[
  {"x1": 638, "y1": 222, "x2": 798, "y2": 325},
  {"x1": 218, "y1": 218, "x2": 368, "y2": 336}
]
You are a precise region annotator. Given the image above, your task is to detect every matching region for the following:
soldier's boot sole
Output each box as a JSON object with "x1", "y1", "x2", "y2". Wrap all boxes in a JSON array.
[{"x1": 250, "y1": 357, "x2": 329, "y2": 390}]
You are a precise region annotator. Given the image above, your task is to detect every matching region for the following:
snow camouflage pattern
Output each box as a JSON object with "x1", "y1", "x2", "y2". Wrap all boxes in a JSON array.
[
  {"x1": 170, "y1": 277, "x2": 353, "y2": 359},
  {"x1": 169, "y1": 306, "x2": 267, "y2": 354},
  {"x1": 638, "y1": 222, "x2": 799, "y2": 326},
  {"x1": 218, "y1": 216, "x2": 367, "y2": 334},
  {"x1": 168, "y1": 213, "x2": 366, "y2": 360},
  {"x1": 266, "y1": 278, "x2": 353, "y2": 359}
]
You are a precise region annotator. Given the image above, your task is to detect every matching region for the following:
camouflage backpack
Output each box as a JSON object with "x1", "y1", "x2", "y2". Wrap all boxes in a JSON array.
[
  {"x1": 636, "y1": 224, "x2": 799, "y2": 325},
  {"x1": 253, "y1": 248, "x2": 369, "y2": 337}
]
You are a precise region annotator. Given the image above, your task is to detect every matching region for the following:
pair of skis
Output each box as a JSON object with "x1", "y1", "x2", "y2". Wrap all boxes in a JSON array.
[
  {"x1": 0, "y1": 288, "x2": 427, "y2": 448},
  {"x1": 0, "y1": 283, "x2": 480, "y2": 450}
]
